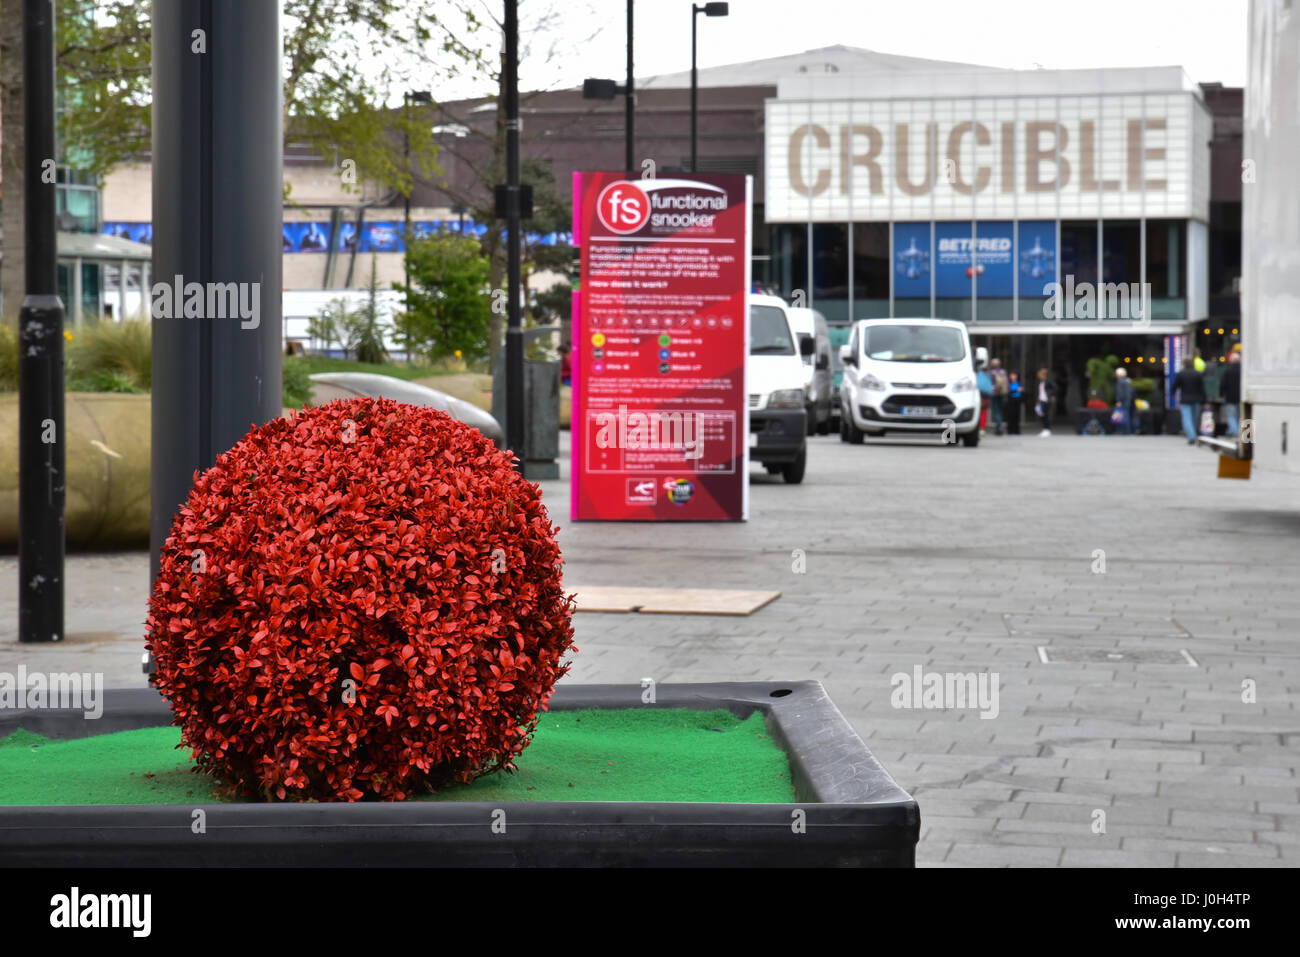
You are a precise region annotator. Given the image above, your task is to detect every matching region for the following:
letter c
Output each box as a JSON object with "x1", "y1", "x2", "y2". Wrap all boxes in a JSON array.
[{"x1": 789, "y1": 125, "x2": 831, "y2": 197}]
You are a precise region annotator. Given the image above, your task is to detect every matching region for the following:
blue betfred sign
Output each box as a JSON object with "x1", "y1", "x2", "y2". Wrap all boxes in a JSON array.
[
  {"x1": 893, "y1": 222, "x2": 931, "y2": 298},
  {"x1": 935, "y1": 222, "x2": 1014, "y2": 297},
  {"x1": 1018, "y1": 221, "x2": 1056, "y2": 296}
]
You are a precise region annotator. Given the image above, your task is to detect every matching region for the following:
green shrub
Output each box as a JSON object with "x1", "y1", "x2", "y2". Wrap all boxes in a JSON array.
[
  {"x1": 282, "y1": 357, "x2": 314, "y2": 409},
  {"x1": 67, "y1": 319, "x2": 152, "y2": 391},
  {"x1": 1131, "y1": 377, "x2": 1158, "y2": 396},
  {"x1": 0, "y1": 325, "x2": 18, "y2": 391},
  {"x1": 69, "y1": 368, "x2": 146, "y2": 394}
]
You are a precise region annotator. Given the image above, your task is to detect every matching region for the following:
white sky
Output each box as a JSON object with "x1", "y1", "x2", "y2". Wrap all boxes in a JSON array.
[{"x1": 435, "y1": 0, "x2": 1248, "y2": 99}]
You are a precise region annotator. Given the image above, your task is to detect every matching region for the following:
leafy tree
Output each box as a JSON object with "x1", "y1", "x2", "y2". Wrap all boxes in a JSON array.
[
  {"x1": 520, "y1": 155, "x2": 573, "y2": 328},
  {"x1": 306, "y1": 308, "x2": 339, "y2": 354},
  {"x1": 348, "y1": 257, "x2": 389, "y2": 365},
  {"x1": 422, "y1": 0, "x2": 600, "y2": 369},
  {"x1": 318, "y1": 298, "x2": 358, "y2": 358},
  {"x1": 0, "y1": 0, "x2": 485, "y2": 326},
  {"x1": 394, "y1": 231, "x2": 491, "y2": 364}
]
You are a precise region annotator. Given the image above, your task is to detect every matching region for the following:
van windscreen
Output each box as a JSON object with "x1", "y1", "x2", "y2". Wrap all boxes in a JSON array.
[
  {"x1": 862, "y1": 325, "x2": 966, "y2": 362},
  {"x1": 750, "y1": 306, "x2": 796, "y2": 355}
]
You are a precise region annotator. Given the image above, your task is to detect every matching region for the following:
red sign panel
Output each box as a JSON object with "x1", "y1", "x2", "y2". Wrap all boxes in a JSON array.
[{"x1": 571, "y1": 172, "x2": 751, "y2": 521}]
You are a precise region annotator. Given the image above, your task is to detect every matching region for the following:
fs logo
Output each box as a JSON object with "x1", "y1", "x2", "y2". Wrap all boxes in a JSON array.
[{"x1": 597, "y1": 181, "x2": 650, "y2": 234}]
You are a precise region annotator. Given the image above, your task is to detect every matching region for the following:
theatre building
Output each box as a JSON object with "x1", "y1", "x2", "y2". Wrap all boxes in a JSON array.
[{"x1": 761, "y1": 65, "x2": 1218, "y2": 406}]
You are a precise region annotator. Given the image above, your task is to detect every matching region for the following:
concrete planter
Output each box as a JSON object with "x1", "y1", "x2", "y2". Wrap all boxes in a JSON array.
[{"x1": 0, "y1": 681, "x2": 919, "y2": 867}]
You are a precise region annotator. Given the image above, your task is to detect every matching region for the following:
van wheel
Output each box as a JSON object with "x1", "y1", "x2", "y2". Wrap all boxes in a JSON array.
[
  {"x1": 962, "y1": 429, "x2": 980, "y2": 447},
  {"x1": 782, "y1": 446, "x2": 807, "y2": 484},
  {"x1": 841, "y1": 412, "x2": 864, "y2": 445}
]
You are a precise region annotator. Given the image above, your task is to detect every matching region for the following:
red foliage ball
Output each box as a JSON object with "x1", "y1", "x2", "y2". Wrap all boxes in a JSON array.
[{"x1": 145, "y1": 397, "x2": 576, "y2": 801}]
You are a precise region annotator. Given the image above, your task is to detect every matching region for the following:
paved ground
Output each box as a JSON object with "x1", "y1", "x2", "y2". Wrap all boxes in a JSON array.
[{"x1": 2, "y1": 429, "x2": 1298, "y2": 866}]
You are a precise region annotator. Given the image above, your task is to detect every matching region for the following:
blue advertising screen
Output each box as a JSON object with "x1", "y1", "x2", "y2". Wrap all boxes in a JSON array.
[
  {"x1": 359, "y1": 221, "x2": 403, "y2": 252},
  {"x1": 935, "y1": 222, "x2": 973, "y2": 297},
  {"x1": 976, "y1": 221, "x2": 1013, "y2": 297},
  {"x1": 935, "y1": 222, "x2": 1013, "y2": 297},
  {"x1": 1018, "y1": 221, "x2": 1056, "y2": 297},
  {"x1": 893, "y1": 222, "x2": 931, "y2": 299},
  {"x1": 282, "y1": 222, "x2": 331, "y2": 253},
  {"x1": 103, "y1": 222, "x2": 153, "y2": 245}
]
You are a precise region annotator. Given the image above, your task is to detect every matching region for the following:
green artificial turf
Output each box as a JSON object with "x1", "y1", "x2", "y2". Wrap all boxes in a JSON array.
[{"x1": 0, "y1": 709, "x2": 796, "y2": 805}]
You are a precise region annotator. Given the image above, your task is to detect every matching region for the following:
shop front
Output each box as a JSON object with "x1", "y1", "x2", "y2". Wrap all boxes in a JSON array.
[{"x1": 757, "y1": 66, "x2": 1214, "y2": 425}]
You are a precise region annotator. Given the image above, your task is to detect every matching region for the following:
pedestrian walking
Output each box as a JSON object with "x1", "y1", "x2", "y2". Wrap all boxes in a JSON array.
[
  {"x1": 1171, "y1": 356, "x2": 1207, "y2": 444},
  {"x1": 1034, "y1": 368, "x2": 1056, "y2": 436},
  {"x1": 1114, "y1": 367, "x2": 1136, "y2": 435},
  {"x1": 1221, "y1": 346, "x2": 1242, "y2": 436},
  {"x1": 1006, "y1": 371, "x2": 1023, "y2": 434},
  {"x1": 976, "y1": 357, "x2": 993, "y2": 435},
  {"x1": 990, "y1": 358, "x2": 1009, "y2": 435}
]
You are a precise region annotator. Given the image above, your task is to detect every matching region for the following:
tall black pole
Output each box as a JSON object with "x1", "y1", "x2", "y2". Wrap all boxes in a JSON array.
[
  {"x1": 504, "y1": 0, "x2": 525, "y2": 464},
  {"x1": 150, "y1": 0, "x2": 283, "y2": 587},
  {"x1": 19, "y1": 0, "x2": 65, "y2": 643},
  {"x1": 625, "y1": 0, "x2": 634, "y2": 175},
  {"x1": 690, "y1": 7, "x2": 698, "y2": 172}
]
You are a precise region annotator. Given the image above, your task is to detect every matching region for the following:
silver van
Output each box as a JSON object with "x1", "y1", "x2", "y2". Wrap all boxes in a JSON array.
[{"x1": 786, "y1": 306, "x2": 833, "y2": 435}]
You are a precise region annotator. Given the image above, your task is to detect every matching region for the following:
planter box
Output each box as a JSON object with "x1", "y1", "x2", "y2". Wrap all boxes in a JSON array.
[{"x1": 0, "y1": 681, "x2": 919, "y2": 867}]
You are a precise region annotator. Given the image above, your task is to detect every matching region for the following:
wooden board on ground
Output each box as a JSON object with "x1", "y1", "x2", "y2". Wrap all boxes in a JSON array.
[{"x1": 572, "y1": 586, "x2": 780, "y2": 616}]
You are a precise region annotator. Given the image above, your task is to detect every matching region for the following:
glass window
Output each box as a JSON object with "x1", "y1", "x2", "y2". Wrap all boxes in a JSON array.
[
  {"x1": 1147, "y1": 219, "x2": 1186, "y2": 320},
  {"x1": 852, "y1": 222, "x2": 889, "y2": 318},
  {"x1": 1146, "y1": 218, "x2": 1185, "y2": 298},
  {"x1": 812, "y1": 224, "x2": 848, "y2": 300},
  {"x1": 1059, "y1": 220, "x2": 1098, "y2": 288},
  {"x1": 768, "y1": 225, "x2": 807, "y2": 303},
  {"x1": 1102, "y1": 220, "x2": 1141, "y2": 286},
  {"x1": 863, "y1": 324, "x2": 967, "y2": 362},
  {"x1": 812, "y1": 223, "x2": 849, "y2": 322},
  {"x1": 750, "y1": 305, "x2": 795, "y2": 355}
]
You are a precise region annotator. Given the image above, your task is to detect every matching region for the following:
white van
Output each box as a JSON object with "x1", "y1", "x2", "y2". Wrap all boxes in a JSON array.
[
  {"x1": 749, "y1": 294, "x2": 812, "y2": 482},
  {"x1": 838, "y1": 318, "x2": 981, "y2": 446},
  {"x1": 786, "y1": 306, "x2": 833, "y2": 435}
]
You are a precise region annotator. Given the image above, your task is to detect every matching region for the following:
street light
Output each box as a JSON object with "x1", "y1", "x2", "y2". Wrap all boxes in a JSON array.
[
  {"x1": 691, "y1": 2, "x2": 728, "y2": 172},
  {"x1": 404, "y1": 89, "x2": 433, "y2": 324},
  {"x1": 582, "y1": 1, "x2": 635, "y2": 174}
]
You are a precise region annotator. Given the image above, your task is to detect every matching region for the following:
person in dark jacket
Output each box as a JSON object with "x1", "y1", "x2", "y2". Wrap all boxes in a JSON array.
[
  {"x1": 1006, "y1": 371, "x2": 1023, "y2": 434},
  {"x1": 1221, "y1": 347, "x2": 1242, "y2": 436},
  {"x1": 1171, "y1": 357, "x2": 1207, "y2": 443},
  {"x1": 1114, "y1": 367, "x2": 1136, "y2": 435}
]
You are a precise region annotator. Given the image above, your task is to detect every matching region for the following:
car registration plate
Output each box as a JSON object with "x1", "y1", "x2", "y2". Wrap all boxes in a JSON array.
[{"x1": 901, "y1": 406, "x2": 937, "y2": 417}]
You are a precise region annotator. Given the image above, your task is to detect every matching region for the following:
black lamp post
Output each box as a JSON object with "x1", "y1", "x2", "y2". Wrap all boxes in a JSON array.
[
  {"x1": 403, "y1": 90, "x2": 433, "y2": 315},
  {"x1": 582, "y1": 0, "x2": 635, "y2": 175},
  {"x1": 691, "y1": 2, "x2": 728, "y2": 172},
  {"x1": 19, "y1": 0, "x2": 65, "y2": 643}
]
